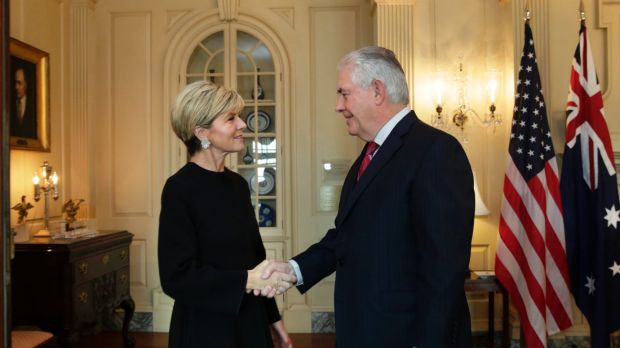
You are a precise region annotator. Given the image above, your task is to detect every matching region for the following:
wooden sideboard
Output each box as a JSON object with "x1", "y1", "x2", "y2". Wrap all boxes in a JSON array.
[{"x1": 11, "y1": 230, "x2": 135, "y2": 347}]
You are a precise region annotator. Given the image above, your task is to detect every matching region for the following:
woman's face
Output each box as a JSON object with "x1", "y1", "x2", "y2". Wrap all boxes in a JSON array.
[{"x1": 204, "y1": 110, "x2": 247, "y2": 155}]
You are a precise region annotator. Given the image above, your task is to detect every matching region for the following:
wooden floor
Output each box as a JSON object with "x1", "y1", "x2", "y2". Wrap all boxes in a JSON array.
[{"x1": 76, "y1": 332, "x2": 336, "y2": 348}]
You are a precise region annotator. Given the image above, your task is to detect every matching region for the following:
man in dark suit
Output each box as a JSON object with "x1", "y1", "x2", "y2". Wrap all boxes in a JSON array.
[
  {"x1": 10, "y1": 67, "x2": 38, "y2": 139},
  {"x1": 261, "y1": 46, "x2": 474, "y2": 347}
]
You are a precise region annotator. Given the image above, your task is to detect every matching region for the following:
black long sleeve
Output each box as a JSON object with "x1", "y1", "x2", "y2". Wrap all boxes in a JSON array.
[{"x1": 158, "y1": 163, "x2": 279, "y2": 347}]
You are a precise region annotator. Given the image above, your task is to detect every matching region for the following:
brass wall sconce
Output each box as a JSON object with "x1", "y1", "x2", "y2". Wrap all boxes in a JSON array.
[{"x1": 431, "y1": 60, "x2": 502, "y2": 143}]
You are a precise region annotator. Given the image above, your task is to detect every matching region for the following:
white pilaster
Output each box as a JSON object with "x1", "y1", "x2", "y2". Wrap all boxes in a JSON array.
[
  {"x1": 374, "y1": 0, "x2": 416, "y2": 107},
  {"x1": 68, "y1": 0, "x2": 95, "y2": 215}
]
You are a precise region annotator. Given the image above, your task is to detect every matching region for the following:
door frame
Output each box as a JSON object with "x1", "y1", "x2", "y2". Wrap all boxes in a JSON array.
[{"x1": 1, "y1": 0, "x2": 10, "y2": 345}]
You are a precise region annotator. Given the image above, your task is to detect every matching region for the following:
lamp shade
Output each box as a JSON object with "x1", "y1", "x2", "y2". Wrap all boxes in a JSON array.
[{"x1": 473, "y1": 172, "x2": 490, "y2": 216}]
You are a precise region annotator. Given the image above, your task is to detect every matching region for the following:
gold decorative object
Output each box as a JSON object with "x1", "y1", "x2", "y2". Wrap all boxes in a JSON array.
[
  {"x1": 62, "y1": 198, "x2": 85, "y2": 230},
  {"x1": 12, "y1": 195, "x2": 34, "y2": 224}
]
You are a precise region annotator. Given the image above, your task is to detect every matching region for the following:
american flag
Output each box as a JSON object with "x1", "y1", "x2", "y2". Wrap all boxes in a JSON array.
[
  {"x1": 560, "y1": 22, "x2": 620, "y2": 348},
  {"x1": 495, "y1": 22, "x2": 573, "y2": 348}
]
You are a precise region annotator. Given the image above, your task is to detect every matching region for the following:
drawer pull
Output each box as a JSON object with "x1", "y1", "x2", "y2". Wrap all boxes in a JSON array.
[
  {"x1": 79, "y1": 262, "x2": 88, "y2": 274},
  {"x1": 119, "y1": 249, "x2": 128, "y2": 261},
  {"x1": 120, "y1": 274, "x2": 128, "y2": 284},
  {"x1": 102, "y1": 254, "x2": 110, "y2": 265},
  {"x1": 79, "y1": 292, "x2": 88, "y2": 303}
]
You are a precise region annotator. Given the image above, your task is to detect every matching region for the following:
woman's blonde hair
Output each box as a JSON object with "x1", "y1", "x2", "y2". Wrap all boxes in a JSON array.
[{"x1": 170, "y1": 81, "x2": 245, "y2": 155}]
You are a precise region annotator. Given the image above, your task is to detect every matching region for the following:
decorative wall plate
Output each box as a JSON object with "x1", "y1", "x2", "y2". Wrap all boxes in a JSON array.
[
  {"x1": 258, "y1": 203, "x2": 275, "y2": 227},
  {"x1": 258, "y1": 137, "x2": 275, "y2": 146},
  {"x1": 250, "y1": 169, "x2": 275, "y2": 195},
  {"x1": 246, "y1": 110, "x2": 271, "y2": 132}
]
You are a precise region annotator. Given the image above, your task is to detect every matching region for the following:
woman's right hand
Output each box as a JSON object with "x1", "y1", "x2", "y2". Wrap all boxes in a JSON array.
[{"x1": 247, "y1": 260, "x2": 295, "y2": 297}]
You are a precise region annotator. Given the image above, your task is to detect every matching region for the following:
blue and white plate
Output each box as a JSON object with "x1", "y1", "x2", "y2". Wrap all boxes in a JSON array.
[
  {"x1": 258, "y1": 203, "x2": 275, "y2": 227},
  {"x1": 250, "y1": 169, "x2": 275, "y2": 195},
  {"x1": 246, "y1": 110, "x2": 271, "y2": 132}
]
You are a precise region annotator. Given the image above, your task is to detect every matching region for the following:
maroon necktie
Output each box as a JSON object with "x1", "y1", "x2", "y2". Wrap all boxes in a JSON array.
[{"x1": 357, "y1": 142, "x2": 378, "y2": 180}]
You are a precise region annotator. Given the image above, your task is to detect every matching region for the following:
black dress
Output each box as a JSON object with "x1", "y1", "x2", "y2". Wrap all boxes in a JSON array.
[{"x1": 158, "y1": 162, "x2": 280, "y2": 348}]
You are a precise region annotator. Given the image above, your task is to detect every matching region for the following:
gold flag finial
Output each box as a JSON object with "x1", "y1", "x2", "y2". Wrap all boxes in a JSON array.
[
  {"x1": 524, "y1": 0, "x2": 531, "y2": 22},
  {"x1": 579, "y1": 0, "x2": 586, "y2": 22}
]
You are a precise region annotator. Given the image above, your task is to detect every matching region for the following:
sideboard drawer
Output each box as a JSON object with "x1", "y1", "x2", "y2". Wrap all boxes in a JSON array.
[
  {"x1": 74, "y1": 246, "x2": 129, "y2": 284},
  {"x1": 116, "y1": 267, "x2": 130, "y2": 302},
  {"x1": 73, "y1": 283, "x2": 96, "y2": 329}
]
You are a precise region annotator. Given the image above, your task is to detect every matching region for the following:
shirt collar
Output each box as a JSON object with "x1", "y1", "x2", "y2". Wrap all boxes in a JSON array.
[{"x1": 373, "y1": 106, "x2": 411, "y2": 146}]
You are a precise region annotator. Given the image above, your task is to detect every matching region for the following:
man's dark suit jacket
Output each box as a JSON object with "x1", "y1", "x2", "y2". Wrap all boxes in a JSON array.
[
  {"x1": 10, "y1": 98, "x2": 37, "y2": 139},
  {"x1": 293, "y1": 111, "x2": 474, "y2": 347}
]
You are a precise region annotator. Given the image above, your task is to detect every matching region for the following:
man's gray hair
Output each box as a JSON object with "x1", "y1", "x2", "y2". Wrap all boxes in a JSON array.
[{"x1": 338, "y1": 46, "x2": 409, "y2": 105}]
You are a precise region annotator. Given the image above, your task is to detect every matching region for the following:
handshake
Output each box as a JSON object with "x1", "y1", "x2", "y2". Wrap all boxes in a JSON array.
[{"x1": 247, "y1": 260, "x2": 297, "y2": 298}]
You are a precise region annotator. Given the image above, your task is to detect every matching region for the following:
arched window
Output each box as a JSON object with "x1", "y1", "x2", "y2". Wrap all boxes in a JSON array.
[{"x1": 185, "y1": 26, "x2": 283, "y2": 232}]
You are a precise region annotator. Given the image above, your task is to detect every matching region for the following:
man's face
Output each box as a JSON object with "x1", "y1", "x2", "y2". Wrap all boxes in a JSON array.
[
  {"x1": 335, "y1": 63, "x2": 376, "y2": 141},
  {"x1": 15, "y1": 69, "x2": 26, "y2": 99}
]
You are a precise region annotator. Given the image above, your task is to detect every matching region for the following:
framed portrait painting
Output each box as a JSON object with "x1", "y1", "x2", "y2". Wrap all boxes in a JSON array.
[{"x1": 9, "y1": 38, "x2": 50, "y2": 151}]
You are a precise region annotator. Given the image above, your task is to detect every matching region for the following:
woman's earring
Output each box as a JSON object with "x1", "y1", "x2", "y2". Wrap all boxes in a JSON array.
[{"x1": 201, "y1": 138, "x2": 210, "y2": 149}]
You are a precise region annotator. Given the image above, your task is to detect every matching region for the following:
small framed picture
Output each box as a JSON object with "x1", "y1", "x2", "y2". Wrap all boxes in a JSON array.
[{"x1": 9, "y1": 38, "x2": 50, "y2": 151}]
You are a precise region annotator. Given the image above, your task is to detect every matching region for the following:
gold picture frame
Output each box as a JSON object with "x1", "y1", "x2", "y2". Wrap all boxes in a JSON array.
[{"x1": 9, "y1": 38, "x2": 50, "y2": 151}]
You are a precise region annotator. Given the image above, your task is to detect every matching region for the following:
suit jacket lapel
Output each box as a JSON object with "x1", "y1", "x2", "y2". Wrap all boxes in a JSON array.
[
  {"x1": 338, "y1": 151, "x2": 364, "y2": 215},
  {"x1": 335, "y1": 113, "x2": 416, "y2": 226}
]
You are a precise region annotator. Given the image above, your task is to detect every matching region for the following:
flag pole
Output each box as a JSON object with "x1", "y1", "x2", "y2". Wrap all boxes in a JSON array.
[
  {"x1": 524, "y1": 0, "x2": 531, "y2": 23},
  {"x1": 579, "y1": 0, "x2": 586, "y2": 24}
]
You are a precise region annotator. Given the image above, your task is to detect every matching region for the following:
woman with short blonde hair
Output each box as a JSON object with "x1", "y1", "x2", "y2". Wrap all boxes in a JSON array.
[
  {"x1": 170, "y1": 81, "x2": 245, "y2": 156},
  {"x1": 159, "y1": 81, "x2": 293, "y2": 348}
]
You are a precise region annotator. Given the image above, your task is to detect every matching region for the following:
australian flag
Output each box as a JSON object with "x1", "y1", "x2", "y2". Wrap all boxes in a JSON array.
[{"x1": 560, "y1": 22, "x2": 620, "y2": 347}]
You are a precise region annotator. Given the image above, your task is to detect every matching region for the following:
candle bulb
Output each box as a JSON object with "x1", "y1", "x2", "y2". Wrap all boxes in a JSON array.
[
  {"x1": 51, "y1": 172, "x2": 59, "y2": 199},
  {"x1": 33, "y1": 174, "x2": 40, "y2": 199},
  {"x1": 488, "y1": 77, "x2": 498, "y2": 105},
  {"x1": 434, "y1": 78, "x2": 444, "y2": 106}
]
